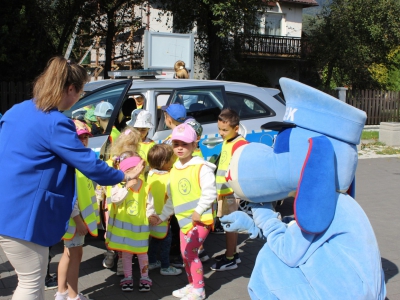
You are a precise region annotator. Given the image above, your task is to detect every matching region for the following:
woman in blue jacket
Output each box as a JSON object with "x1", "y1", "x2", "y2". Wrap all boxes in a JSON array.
[{"x1": 0, "y1": 57, "x2": 142, "y2": 300}]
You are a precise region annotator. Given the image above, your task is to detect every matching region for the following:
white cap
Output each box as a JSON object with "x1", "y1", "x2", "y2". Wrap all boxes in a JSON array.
[
  {"x1": 94, "y1": 101, "x2": 114, "y2": 118},
  {"x1": 126, "y1": 109, "x2": 143, "y2": 127},
  {"x1": 133, "y1": 110, "x2": 153, "y2": 128}
]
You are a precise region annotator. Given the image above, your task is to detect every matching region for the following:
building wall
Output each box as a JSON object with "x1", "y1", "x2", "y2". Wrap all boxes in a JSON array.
[{"x1": 263, "y1": 2, "x2": 303, "y2": 37}]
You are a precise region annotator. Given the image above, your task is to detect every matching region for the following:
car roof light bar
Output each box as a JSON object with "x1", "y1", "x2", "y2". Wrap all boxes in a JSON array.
[{"x1": 108, "y1": 69, "x2": 163, "y2": 79}]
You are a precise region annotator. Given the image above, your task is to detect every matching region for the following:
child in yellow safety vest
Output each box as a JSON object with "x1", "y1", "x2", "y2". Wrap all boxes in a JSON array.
[
  {"x1": 107, "y1": 155, "x2": 152, "y2": 293},
  {"x1": 127, "y1": 110, "x2": 155, "y2": 179},
  {"x1": 98, "y1": 127, "x2": 141, "y2": 275},
  {"x1": 146, "y1": 144, "x2": 182, "y2": 276},
  {"x1": 151, "y1": 123, "x2": 217, "y2": 300},
  {"x1": 55, "y1": 120, "x2": 99, "y2": 300}
]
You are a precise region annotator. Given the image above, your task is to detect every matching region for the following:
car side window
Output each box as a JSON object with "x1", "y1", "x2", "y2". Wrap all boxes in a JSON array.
[
  {"x1": 170, "y1": 89, "x2": 224, "y2": 124},
  {"x1": 63, "y1": 83, "x2": 127, "y2": 137},
  {"x1": 226, "y1": 92, "x2": 275, "y2": 119}
]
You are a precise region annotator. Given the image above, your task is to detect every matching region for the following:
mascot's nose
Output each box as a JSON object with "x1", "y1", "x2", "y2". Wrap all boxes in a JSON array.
[{"x1": 227, "y1": 143, "x2": 291, "y2": 203}]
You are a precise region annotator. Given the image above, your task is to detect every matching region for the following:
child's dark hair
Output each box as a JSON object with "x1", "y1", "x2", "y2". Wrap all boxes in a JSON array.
[
  {"x1": 218, "y1": 108, "x2": 240, "y2": 127},
  {"x1": 147, "y1": 144, "x2": 175, "y2": 170}
]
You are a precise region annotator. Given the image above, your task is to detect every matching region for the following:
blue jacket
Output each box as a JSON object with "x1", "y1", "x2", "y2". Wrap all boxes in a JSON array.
[{"x1": 0, "y1": 100, "x2": 124, "y2": 246}]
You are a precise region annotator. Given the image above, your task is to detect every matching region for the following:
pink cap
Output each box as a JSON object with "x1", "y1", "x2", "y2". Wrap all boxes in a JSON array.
[
  {"x1": 73, "y1": 119, "x2": 92, "y2": 136},
  {"x1": 119, "y1": 156, "x2": 142, "y2": 172},
  {"x1": 171, "y1": 123, "x2": 197, "y2": 143}
]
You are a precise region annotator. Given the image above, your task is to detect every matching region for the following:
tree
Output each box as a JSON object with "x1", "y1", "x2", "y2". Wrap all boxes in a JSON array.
[
  {"x1": 85, "y1": 0, "x2": 146, "y2": 79},
  {"x1": 157, "y1": 0, "x2": 266, "y2": 79},
  {"x1": 306, "y1": 0, "x2": 400, "y2": 89},
  {"x1": 0, "y1": 0, "x2": 88, "y2": 81}
]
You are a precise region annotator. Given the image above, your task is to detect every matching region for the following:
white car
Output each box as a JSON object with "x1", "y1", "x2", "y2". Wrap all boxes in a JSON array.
[{"x1": 64, "y1": 77, "x2": 286, "y2": 160}]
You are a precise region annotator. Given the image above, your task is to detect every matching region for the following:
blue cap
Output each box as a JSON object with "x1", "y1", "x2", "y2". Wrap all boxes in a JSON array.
[
  {"x1": 280, "y1": 78, "x2": 366, "y2": 145},
  {"x1": 162, "y1": 104, "x2": 186, "y2": 122}
]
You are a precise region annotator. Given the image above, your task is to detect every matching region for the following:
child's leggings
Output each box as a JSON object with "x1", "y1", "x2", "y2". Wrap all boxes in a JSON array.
[
  {"x1": 180, "y1": 224, "x2": 210, "y2": 288},
  {"x1": 122, "y1": 252, "x2": 149, "y2": 278}
]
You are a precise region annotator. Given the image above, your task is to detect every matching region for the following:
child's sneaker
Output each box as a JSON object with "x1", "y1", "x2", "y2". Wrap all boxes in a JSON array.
[
  {"x1": 54, "y1": 290, "x2": 68, "y2": 300},
  {"x1": 210, "y1": 256, "x2": 237, "y2": 271},
  {"x1": 120, "y1": 276, "x2": 133, "y2": 292},
  {"x1": 138, "y1": 276, "x2": 152, "y2": 292},
  {"x1": 180, "y1": 289, "x2": 206, "y2": 300},
  {"x1": 148, "y1": 260, "x2": 161, "y2": 270},
  {"x1": 172, "y1": 284, "x2": 193, "y2": 298},
  {"x1": 116, "y1": 258, "x2": 124, "y2": 276},
  {"x1": 102, "y1": 251, "x2": 115, "y2": 268},
  {"x1": 214, "y1": 252, "x2": 241, "y2": 264},
  {"x1": 160, "y1": 266, "x2": 182, "y2": 276},
  {"x1": 45, "y1": 274, "x2": 58, "y2": 290},
  {"x1": 198, "y1": 249, "x2": 210, "y2": 262},
  {"x1": 170, "y1": 255, "x2": 184, "y2": 268}
]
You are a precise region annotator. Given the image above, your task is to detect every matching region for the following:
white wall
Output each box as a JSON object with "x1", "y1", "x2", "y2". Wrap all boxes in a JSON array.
[{"x1": 263, "y1": 2, "x2": 303, "y2": 37}]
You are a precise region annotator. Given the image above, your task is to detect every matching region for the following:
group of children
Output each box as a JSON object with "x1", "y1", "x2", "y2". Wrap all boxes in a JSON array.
[{"x1": 54, "y1": 103, "x2": 247, "y2": 300}]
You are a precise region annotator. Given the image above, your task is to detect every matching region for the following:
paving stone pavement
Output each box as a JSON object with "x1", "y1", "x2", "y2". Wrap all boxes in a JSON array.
[{"x1": 1, "y1": 157, "x2": 399, "y2": 299}]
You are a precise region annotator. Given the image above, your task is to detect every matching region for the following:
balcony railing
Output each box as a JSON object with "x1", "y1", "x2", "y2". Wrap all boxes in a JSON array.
[{"x1": 236, "y1": 34, "x2": 306, "y2": 58}]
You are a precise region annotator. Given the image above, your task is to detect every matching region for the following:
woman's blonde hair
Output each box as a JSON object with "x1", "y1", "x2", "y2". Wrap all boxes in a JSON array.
[
  {"x1": 174, "y1": 60, "x2": 189, "y2": 79},
  {"x1": 110, "y1": 126, "x2": 141, "y2": 158},
  {"x1": 33, "y1": 56, "x2": 89, "y2": 112}
]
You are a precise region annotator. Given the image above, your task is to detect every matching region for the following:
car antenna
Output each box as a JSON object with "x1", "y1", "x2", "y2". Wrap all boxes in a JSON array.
[{"x1": 214, "y1": 68, "x2": 225, "y2": 80}]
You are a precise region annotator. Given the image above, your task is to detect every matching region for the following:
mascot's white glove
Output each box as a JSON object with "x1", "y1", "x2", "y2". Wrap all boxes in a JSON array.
[{"x1": 220, "y1": 211, "x2": 261, "y2": 239}]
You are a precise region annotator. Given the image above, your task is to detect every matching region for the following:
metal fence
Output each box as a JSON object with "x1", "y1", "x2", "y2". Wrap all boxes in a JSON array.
[
  {"x1": 236, "y1": 34, "x2": 304, "y2": 57},
  {"x1": 0, "y1": 81, "x2": 32, "y2": 114}
]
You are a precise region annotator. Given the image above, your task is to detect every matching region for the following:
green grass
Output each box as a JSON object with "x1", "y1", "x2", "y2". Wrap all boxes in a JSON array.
[
  {"x1": 361, "y1": 131, "x2": 378, "y2": 140},
  {"x1": 376, "y1": 147, "x2": 400, "y2": 155}
]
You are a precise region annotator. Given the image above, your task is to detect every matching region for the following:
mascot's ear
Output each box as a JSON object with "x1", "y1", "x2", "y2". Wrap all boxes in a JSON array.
[{"x1": 294, "y1": 136, "x2": 337, "y2": 234}]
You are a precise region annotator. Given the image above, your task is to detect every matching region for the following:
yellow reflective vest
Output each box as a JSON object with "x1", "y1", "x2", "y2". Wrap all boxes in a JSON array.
[
  {"x1": 106, "y1": 181, "x2": 149, "y2": 254},
  {"x1": 216, "y1": 136, "x2": 246, "y2": 196},
  {"x1": 193, "y1": 148, "x2": 203, "y2": 158},
  {"x1": 63, "y1": 170, "x2": 99, "y2": 240},
  {"x1": 170, "y1": 164, "x2": 214, "y2": 234},
  {"x1": 109, "y1": 126, "x2": 120, "y2": 144},
  {"x1": 146, "y1": 171, "x2": 169, "y2": 239},
  {"x1": 138, "y1": 139, "x2": 155, "y2": 163}
]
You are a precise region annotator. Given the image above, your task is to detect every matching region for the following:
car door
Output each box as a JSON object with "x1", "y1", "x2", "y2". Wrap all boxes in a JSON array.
[
  {"x1": 152, "y1": 85, "x2": 229, "y2": 160},
  {"x1": 63, "y1": 80, "x2": 132, "y2": 160}
]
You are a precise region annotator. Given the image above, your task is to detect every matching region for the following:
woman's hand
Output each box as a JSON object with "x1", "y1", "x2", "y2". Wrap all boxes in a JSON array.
[
  {"x1": 124, "y1": 160, "x2": 145, "y2": 182},
  {"x1": 125, "y1": 178, "x2": 138, "y2": 189}
]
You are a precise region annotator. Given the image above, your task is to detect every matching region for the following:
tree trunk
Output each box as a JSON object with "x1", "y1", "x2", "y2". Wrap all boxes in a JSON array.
[
  {"x1": 104, "y1": 11, "x2": 116, "y2": 79},
  {"x1": 207, "y1": 10, "x2": 221, "y2": 80},
  {"x1": 324, "y1": 61, "x2": 333, "y2": 90}
]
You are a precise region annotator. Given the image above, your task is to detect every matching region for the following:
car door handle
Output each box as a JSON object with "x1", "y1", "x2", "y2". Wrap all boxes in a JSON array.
[{"x1": 202, "y1": 137, "x2": 224, "y2": 148}]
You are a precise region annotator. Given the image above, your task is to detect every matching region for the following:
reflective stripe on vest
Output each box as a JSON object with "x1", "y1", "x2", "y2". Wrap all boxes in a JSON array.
[
  {"x1": 63, "y1": 171, "x2": 99, "y2": 240},
  {"x1": 106, "y1": 182, "x2": 150, "y2": 253},
  {"x1": 147, "y1": 171, "x2": 169, "y2": 239},
  {"x1": 170, "y1": 164, "x2": 214, "y2": 234},
  {"x1": 216, "y1": 136, "x2": 246, "y2": 196}
]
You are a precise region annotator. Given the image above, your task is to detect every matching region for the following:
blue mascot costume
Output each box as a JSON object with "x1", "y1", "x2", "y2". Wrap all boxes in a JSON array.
[{"x1": 221, "y1": 78, "x2": 386, "y2": 299}]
